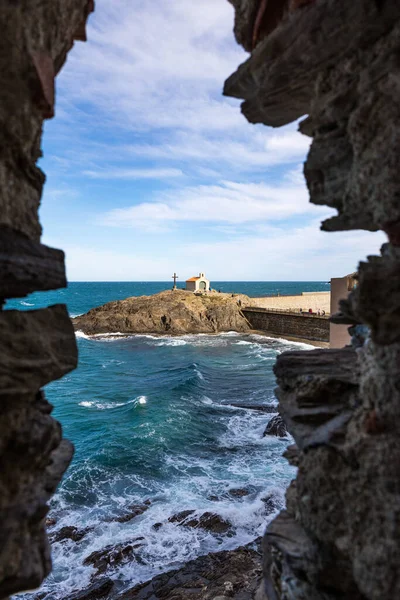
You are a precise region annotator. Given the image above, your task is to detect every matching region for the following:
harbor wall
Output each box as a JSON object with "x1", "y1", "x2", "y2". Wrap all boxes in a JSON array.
[{"x1": 242, "y1": 308, "x2": 330, "y2": 342}]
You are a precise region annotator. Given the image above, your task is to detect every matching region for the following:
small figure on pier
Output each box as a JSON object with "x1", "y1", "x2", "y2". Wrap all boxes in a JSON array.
[{"x1": 172, "y1": 273, "x2": 179, "y2": 290}]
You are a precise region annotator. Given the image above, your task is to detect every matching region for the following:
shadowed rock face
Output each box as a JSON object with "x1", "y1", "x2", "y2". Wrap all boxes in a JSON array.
[
  {"x1": 119, "y1": 540, "x2": 262, "y2": 600},
  {"x1": 0, "y1": 1, "x2": 94, "y2": 596},
  {"x1": 225, "y1": 1, "x2": 400, "y2": 599}
]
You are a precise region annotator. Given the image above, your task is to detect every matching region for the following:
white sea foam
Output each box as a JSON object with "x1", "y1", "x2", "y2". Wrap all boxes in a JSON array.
[
  {"x1": 75, "y1": 330, "x2": 90, "y2": 339},
  {"x1": 249, "y1": 333, "x2": 315, "y2": 350},
  {"x1": 194, "y1": 366, "x2": 205, "y2": 380},
  {"x1": 218, "y1": 331, "x2": 241, "y2": 337},
  {"x1": 155, "y1": 338, "x2": 187, "y2": 347},
  {"x1": 21, "y1": 301, "x2": 34, "y2": 306},
  {"x1": 200, "y1": 395, "x2": 213, "y2": 405},
  {"x1": 78, "y1": 396, "x2": 147, "y2": 410}
]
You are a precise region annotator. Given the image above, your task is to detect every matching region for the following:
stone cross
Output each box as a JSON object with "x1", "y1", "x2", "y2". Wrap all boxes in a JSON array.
[{"x1": 172, "y1": 273, "x2": 179, "y2": 290}]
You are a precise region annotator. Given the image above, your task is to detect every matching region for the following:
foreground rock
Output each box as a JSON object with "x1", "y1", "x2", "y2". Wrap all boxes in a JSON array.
[
  {"x1": 63, "y1": 578, "x2": 114, "y2": 600},
  {"x1": 119, "y1": 539, "x2": 262, "y2": 600},
  {"x1": 73, "y1": 290, "x2": 254, "y2": 335}
]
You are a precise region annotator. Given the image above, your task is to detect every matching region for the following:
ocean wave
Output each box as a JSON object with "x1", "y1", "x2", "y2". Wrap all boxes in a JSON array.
[
  {"x1": 30, "y1": 324, "x2": 304, "y2": 599},
  {"x1": 194, "y1": 367, "x2": 205, "y2": 381},
  {"x1": 155, "y1": 338, "x2": 188, "y2": 347},
  {"x1": 79, "y1": 396, "x2": 148, "y2": 411},
  {"x1": 75, "y1": 330, "x2": 90, "y2": 339},
  {"x1": 249, "y1": 333, "x2": 315, "y2": 350}
]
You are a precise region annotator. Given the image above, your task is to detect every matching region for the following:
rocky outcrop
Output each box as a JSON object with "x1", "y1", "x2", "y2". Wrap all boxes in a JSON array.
[
  {"x1": 73, "y1": 290, "x2": 253, "y2": 335},
  {"x1": 0, "y1": 1, "x2": 93, "y2": 597},
  {"x1": 54, "y1": 540, "x2": 261, "y2": 600},
  {"x1": 225, "y1": 1, "x2": 400, "y2": 599},
  {"x1": 168, "y1": 511, "x2": 232, "y2": 534},
  {"x1": 263, "y1": 415, "x2": 287, "y2": 438},
  {"x1": 118, "y1": 539, "x2": 262, "y2": 600},
  {"x1": 83, "y1": 539, "x2": 146, "y2": 576}
]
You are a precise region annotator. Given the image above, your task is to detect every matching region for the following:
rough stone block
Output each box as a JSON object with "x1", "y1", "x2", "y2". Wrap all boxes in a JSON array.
[
  {"x1": 0, "y1": 305, "x2": 77, "y2": 396},
  {"x1": 0, "y1": 226, "x2": 66, "y2": 299}
]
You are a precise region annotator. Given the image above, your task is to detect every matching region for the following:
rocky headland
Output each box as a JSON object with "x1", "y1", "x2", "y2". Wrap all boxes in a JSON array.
[{"x1": 73, "y1": 290, "x2": 255, "y2": 336}]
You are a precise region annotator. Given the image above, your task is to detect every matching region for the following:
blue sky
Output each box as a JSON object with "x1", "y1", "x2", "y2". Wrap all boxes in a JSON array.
[{"x1": 39, "y1": 0, "x2": 384, "y2": 281}]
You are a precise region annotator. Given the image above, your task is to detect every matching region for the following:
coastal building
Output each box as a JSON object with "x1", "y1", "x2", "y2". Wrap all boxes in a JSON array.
[
  {"x1": 185, "y1": 272, "x2": 210, "y2": 292},
  {"x1": 330, "y1": 273, "x2": 357, "y2": 348}
]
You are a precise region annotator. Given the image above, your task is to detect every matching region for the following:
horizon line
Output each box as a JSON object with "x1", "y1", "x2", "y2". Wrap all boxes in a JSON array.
[{"x1": 67, "y1": 280, "x2": 331, "y2": 283}]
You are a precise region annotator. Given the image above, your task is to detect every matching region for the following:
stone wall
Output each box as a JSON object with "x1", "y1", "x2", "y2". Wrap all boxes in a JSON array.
[
  {"x1": 249, "y1": 292, "x2": 330, "y2": 314},
  {"x1": 330, "y1": 277, "x2": 352, "y2": 348},
  {"x1": 0, "y1": 2, "x2": 94, "y2": 597},
  {"x1": 243, "y1": 308, "x2": 329, "y2": 342},
  {"x1": 225, "y1": 1, "x2": 400, "y2": 599}
]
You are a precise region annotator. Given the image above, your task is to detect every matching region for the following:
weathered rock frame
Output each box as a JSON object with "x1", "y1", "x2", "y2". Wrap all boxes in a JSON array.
[
  {"x1": 0, "y1": 2, "x2": 94, "y2": 597},
  {"x1": 225, "y1": 1, "x2": 400, "y2": 599}
]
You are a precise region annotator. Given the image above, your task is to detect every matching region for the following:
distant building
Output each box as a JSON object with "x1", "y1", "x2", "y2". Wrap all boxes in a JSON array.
[
  {"x1": 330, "y1": 272, "x2": 357, "y2": 348},
  {"x1": 186, "y1": 272, "x2": 210, "y2": 292}
]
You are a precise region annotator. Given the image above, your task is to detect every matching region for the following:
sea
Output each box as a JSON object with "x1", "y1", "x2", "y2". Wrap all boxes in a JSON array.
[{"x1": 6, "y1": 281, "x2": 328, "y2": 598}]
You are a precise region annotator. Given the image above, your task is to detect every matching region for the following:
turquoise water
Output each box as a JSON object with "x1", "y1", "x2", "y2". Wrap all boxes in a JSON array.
[{"x1": 8, "y1": 283, "x2": 325, "y2": 598}]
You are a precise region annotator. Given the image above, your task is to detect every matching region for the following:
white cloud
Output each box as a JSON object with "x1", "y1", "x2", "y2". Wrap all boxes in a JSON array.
[
  {"x1": 59, "y1": 0, "x2": 245, "y2": 133},
  {"x1": 60, "y1": 227, "x2": 386, "y2": 282},
  {"x1": 83, "y1": 168, "x2": 183, "y2": 180},
  {"x1": 98, "y1": 173, "x2": 324, "y2": 229},
  {"x1": 123, "y1": 129, "x2": 310, "y2": 172},
  {"x1": 52, "y1": 0, "x2": 310, "y2": 174}
]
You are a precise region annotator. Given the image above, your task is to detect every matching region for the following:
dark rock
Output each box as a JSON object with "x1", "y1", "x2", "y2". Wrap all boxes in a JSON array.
[
  {"x1": 153, "y1": 522, "x2": 163, "y2": 531},
  {"x1": 283, "y1": 444, "x2": 300, "y2": 467},
  {"x1": 0, "y1": 0, "x2": 92, "y2": 596},
  {"x1": 0, "y1": 305, "x2": 78, "y2": 394},
  {"x1": 186, "y1": 513, "x2": 232, "y2": 535},
  {"x1": 224, "y1": 2, "x2": 400, "y2": 599},
  {"x1": 115, "y1": 501, "x2": 151, "y2": 523},
  {"x1": 261, "y1": 494, "x2": 279, "y2": 515},
  {"x1": 63, "y1": 578, "x2": 114, "y2": 600},
  {"x1": 0, "y1": 225, "x2": 66, "y2": 300},
  {"x1": 169, "y1": 511, "x2": 232, "y2": 534},
  {"x1": 51, "y1": 526, "x2": 92, "y2": 543},
  {"x1": 229, "y1": 488, "x2": 250, "y2": 498},
  {"x1": 168, "y1": 510, "x2": 196, "y2": 524},
  {"x1": 83, "y1": 539, "x2": 145, "y2": 575},
  {"x1": 228, "y1": 403, "x2": 278, "y2": 413},
  {"x1": 274, "y1": 347, "x2": 359, "y2": 451},
  {"x1": 45, "y1": 517, "x2": 57, "y2": 528},
  {"x1": 263, "y1": 415, "x2": 287, "y2": 438},
  {"x1": 119, "y1": 539, "x2": 262, "y2": 600}
]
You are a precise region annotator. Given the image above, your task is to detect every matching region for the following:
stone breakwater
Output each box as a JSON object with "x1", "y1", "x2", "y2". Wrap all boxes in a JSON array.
[
  {"x1": 243, "y1": 308, "x2": 330, "y2": 342},
  {"x1": 73, "y1": 290, "x2": 255, "y2": 335}
]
